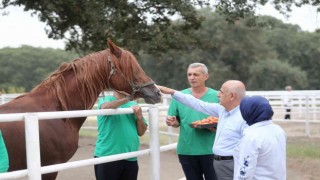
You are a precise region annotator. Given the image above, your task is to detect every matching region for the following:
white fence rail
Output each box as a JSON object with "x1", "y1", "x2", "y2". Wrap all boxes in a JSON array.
[
  {"x1": 0, "y1": 90, "x2": 320, "y2": 179},
  {"x1": 0, "y1": 106, "x2": 175, "y2": 180}
]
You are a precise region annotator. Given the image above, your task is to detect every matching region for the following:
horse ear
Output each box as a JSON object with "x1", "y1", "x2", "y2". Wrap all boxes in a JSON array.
[{"x1": 107, "y1": 39, "x2": 122, "y2": 58}]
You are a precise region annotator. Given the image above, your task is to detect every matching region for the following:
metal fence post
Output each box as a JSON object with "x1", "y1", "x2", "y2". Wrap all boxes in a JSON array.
[
  {"x1": 24, "y1": 113, "x2": 42, "y2": 180},
  {"x1": 148, "y1": 106, "x2": 160, "y2": 180}
]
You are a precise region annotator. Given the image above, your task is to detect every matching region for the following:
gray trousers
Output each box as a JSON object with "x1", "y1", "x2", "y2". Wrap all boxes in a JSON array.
[{"x1": 213, "y1": 159, "x2": 234, "y2": 180}]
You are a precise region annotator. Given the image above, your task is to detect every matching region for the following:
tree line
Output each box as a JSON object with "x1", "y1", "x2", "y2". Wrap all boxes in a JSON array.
[
  {"x1": 2, "y1": 0, "x2": 318, "y2": 55},
  {"x1": 139, "y1": 9, "x2": 319, "y2": 91},
  {"x1": 0, "y1": 10, "x2": 319, "y2": 93},
  {"x1": 0, "y1": 46, "x2": 78, "y2": 93}
]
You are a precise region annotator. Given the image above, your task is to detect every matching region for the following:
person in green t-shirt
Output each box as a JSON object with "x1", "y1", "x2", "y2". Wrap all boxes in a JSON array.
[
  {"x1": 0, "y1": 130, "x2": 9, "y2": 173},
  {"x1": 166, "y1": 63, "x2": 219, "y2": 180},
  {"x1": 94, "y1": 91, "x2": 147, "y2": 180}
]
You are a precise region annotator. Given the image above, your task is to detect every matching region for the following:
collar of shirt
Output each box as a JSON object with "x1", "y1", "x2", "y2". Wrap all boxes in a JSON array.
[{"x1": 243, "y1": 120, "x2": 272, "y2": 134}]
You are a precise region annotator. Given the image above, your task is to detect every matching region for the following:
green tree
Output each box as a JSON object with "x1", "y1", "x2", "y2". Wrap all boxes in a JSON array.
[
  {"x1": 214, "y1": 0, "x2": 320, "y2": 23},
  {"x1": 0, "y1": 46, "x2": 78, "y2": 92},
  {"x1": 2, "y1": 0, "x2": 319, "y2": 56},
  {"x1": 195, "y1": 11, "x2": 271, "y2": 81},
  {"x1": 247, "y1": 59, "x2": 308, "y2": 90},
  {"x1": 141, "y1": 9, "x2": 320, "y2": 90},
  {"x1": 259, "y1": 19, "x2": 320, "y2": 89},
  {"x1": 140, "y1": 9, "x2": 273, "y2": 89},
  {"x1": 287, "y1": 33, "x2": 320, "y2": 89},
  {"x1": 1, "y1": 0, "x2": 210, "y2": 55}
]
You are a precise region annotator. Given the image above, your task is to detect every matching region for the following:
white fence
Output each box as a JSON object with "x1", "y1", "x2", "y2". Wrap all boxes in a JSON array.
[
  {"x1": 0, "y1": 90, "x2": 320, "y2": 179},
  {"x1": 161, "y1": 90, "x2": 320, "y2": 120},
  {"x1": 0, "y1": 106, "x2": 175, "y2": 180},
  {"x1": 0, "y1": 93, "x2": 23, "y2": 105}
]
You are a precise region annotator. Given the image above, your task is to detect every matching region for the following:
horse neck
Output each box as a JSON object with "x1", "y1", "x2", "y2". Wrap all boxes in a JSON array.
[
  {"x1": 53, "y1": 53, "x2": 112, "y2": 110},
  {"x1": 68, "y1": 117, "x2": 88, "y2": 131},
  {"x1": 60, "y1": 71, "x2": 101, "y2": 110},
  {"x1": 46, "y1": 81, "x2": 98, "y2": 131}
]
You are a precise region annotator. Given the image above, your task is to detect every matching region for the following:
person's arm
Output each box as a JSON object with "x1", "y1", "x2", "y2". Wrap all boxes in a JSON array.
[
  {"x1": 173, "y1": 91, "x2": 219, "y2": 117},
  {"x1": 131, "y1": 106, "x2": 147, "y2": 136},
  {"x1": 234, "y1": 135, "x2": 258, "y2": 180},
  {"x1": 157, "y1": 85, "x2": 176, "y2": 95},
  {"x1": 100, "y1": 97, "x2": 130, "y2": 109},
  {"x1": 157, "y1": 85, "x2": 220, "y2": 117}
]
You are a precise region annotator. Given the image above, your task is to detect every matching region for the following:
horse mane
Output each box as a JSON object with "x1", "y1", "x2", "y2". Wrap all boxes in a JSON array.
[
  {"x1": 115, "y1": 49, "x2": 138, "y2": 83},
  {"x1": 25, "y1": 48, "x2": 138, "y2": 111}
]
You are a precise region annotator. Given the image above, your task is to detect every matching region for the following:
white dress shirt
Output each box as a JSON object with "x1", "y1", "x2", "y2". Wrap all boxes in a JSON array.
[
  {"x1": 173, "y1": 91, "x2": 248, "y2": 156},
  {"x1": 233, "y1": 120, "x2": 287, "y2": 180}
]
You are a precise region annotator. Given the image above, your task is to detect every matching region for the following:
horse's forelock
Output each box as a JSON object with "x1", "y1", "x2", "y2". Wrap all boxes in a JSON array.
[{"x1": 116, "y1": 49, "x2": 140, "y2": 82}]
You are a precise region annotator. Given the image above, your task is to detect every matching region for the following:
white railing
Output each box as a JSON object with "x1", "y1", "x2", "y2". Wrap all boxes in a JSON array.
[
  {"x1": 0, "y1": 90, "x2": 320, "y2": 179},
  {"x1": 0, "y1": 106, "x2": 176, "y2": 180},
  {"x1": 2, "y1": 90, "x2": 320, "y2": 109},
  {"x1": 0, "y1": 93, "x2": 24, "y2": 105}
]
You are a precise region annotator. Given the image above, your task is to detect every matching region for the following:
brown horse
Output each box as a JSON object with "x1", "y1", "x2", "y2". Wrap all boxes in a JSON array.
[{"x1": 0, "y1": 39, "x2": 161, "y2": 179}]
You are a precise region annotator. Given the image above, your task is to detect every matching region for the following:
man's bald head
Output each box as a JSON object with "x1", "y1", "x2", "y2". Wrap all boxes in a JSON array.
[
  {"x1": 218, "y1": 80, "x2": 246, "y2": 111},
  {"x1": 223, "y1": 80, "x2": 246, "y2": 99}
]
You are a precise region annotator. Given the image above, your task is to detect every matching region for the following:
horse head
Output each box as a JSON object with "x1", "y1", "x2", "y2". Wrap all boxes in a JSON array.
[{"x1": 106, "y1": 39, "x2": 161, "y2": 104}]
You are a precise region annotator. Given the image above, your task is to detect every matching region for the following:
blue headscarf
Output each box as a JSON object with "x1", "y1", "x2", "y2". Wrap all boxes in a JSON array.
[{"x1": 240, "y1": 96, "x2": 274, "y2": 126}]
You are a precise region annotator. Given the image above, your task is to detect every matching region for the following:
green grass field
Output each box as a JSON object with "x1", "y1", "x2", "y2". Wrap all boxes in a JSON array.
[{"x1": 287, "y1": 137, "x2": 320, "y2": 159}]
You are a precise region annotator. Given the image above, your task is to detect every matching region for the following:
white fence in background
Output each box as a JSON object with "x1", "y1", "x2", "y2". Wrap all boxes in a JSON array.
[
  {"x1": 161, "y1": 90, "x2": 320, "y2": 120},
  {"x1": 2, "y1": 90, "x2": 320, "y2": 112},
  {"x1": 246, "y1": 90, "x2": 320, "y2": 120},
  {"x1": 0, "y1": 93, "x2": 23, "y2": 105}
]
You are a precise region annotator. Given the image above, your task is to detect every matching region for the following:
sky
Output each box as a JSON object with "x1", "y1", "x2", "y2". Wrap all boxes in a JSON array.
[
  {"x1": 0, "y1": 4, "x2": 319, "y2": 49},
  {"x1": 0, "y1": 6, "x2": 66, "y2": 49}
]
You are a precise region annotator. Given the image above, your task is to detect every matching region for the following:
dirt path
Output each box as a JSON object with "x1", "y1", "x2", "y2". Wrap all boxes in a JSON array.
[
  {"x1": 56, "y1": 137, "x2": 320, "y2": 180},
  {"x1": 56, "y1": 137, "x2": 185, "y2": 180},
  {"x1": 12, "y1": 119, "x2": 319, "y2": 180},
  {"x1": 54, "y1": 121, "x2": 320, "y2": 180}
]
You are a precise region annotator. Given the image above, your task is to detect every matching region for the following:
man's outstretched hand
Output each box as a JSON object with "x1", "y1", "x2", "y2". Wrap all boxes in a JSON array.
[{"x1": 156, "y1": 85, "x2": 176, "y2": 95}]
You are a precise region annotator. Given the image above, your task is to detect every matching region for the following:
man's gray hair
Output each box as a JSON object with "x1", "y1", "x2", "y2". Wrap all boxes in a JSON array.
[{"x1": 188, "y1": 63, "x2": 208, "y2": 74}]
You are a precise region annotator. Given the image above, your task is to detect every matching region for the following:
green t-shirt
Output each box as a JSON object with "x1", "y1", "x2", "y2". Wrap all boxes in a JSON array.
[
  {"x1": 94, "y1": 96, "x2": 147, "y2": 161},
  {"x1": 168, "y1": 88, "x2": 219, "y2": 155},
  {"x1": 0, "y1": 130, "x2": 9, "y2": 173}
]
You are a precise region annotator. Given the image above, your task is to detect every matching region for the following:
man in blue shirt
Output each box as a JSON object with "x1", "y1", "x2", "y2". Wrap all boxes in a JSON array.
[{"x1": 158, "y1": 80, "x2": 248, "y2": 180}]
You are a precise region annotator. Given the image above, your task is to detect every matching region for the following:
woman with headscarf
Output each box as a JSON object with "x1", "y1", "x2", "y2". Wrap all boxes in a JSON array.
[{"x1": 233, "y1": 96, "x2": 286, "y2": 180}]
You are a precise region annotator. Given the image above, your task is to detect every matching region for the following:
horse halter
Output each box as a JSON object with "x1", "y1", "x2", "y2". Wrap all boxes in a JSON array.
[{"x1": 107, "y1": 56, "x2": 155, "y2": 100}]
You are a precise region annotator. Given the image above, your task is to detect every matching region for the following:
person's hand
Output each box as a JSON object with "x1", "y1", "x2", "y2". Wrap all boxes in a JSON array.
[
  {"x1": 156, "y1": 85, "x2": 175, "y2": 95},
  {"x1": 207, "y1": 127, "x2": 217, "y2": 132},
  {"x1": 131, "y1": 106, "x2": 143, "y2": 120},
  {"x1": 166, "y1": 116, "x2": 179, "y2": 127}
]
